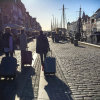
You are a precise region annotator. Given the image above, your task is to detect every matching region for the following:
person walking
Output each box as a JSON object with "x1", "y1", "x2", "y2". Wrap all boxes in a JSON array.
[
  {"x1": 0, "y1": 30, "x2": 3, "y2": 54},
  {"x1": 36, "y1": 31, "x2": 49, "y2": 70},
  {"x1": 19, "y1": 29, "x2": 27, "y2": 67},
  {"x1": 19, "y1": 29, "x2": 27, "y2": 51},
  {"x1": 2, "y1": 27, "x2": 14, "y2": 57},
  {"x1": 51, "y1": 31, "x2": 55, "y2": 42}
]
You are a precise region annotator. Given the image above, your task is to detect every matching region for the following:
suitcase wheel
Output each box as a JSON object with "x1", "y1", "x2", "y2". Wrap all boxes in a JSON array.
[
  {"x1": 0, "y1": 74, "x2": 16, "y2": 80},
  {"x1": 44, "y1": 72, "x2": 55, "y2": 76}
]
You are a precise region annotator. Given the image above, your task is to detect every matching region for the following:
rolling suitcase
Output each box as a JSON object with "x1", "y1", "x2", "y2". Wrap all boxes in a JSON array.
[
  {"x1": 44, "y1": 51, "x2": 56, "y2": 75},
  {"x1": 21, "y1": 50, "x2": 32, "y2": 65},
  {"x1": 0, "y1": 57, "x2": 17, "y2": 80}
]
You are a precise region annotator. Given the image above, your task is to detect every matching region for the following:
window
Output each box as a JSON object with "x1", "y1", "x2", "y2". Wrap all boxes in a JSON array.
[{"x1": 0, "y1": 8, "x2": 1, "y2": 13}]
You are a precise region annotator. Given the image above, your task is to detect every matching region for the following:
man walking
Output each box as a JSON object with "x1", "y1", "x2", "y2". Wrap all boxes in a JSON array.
[
  {"x1": 36, "y1": 31, "x2": 49, "y2": 69},
  {"x1": 20, "y1": 29, "x2": 27, "y2": 67},
  {"x1": 20, "y1": 29, "x2": 27, "y2": 51}
]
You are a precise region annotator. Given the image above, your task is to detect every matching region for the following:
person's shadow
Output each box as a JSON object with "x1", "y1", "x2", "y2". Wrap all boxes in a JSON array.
[
  {"x1": 44, "y1": 75, "x2": 73, "y2": 100},
  {"x1": 77, "y1": 45, "x2": 86, "y2": 48},
  {"x1": 16, "y1": 66, "x2": 35, "y2": 100},
  {"x1": 0, "y1": 56, "x2": 36, "y2": 100},
  {"x1": 0, "y1": 56, "x2": 18, "y2": 100},
  {"x1": 0, "y1": 56, "x2": 18, "y2": 80}
]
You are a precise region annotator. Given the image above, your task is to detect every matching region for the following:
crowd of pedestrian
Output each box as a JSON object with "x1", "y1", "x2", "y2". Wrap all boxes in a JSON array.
[
  {"x1": 0, "y1": 27, "x2": 50, "y2": 79},
  {"x1": 0, "y1": 27, "x2": 28, "y2": 57}
]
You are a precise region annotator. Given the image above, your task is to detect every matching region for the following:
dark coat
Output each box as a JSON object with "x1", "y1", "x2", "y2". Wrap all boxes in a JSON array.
[
  {"x1": 36, "y1": 34, "x2": 49, "y2": 54},
  {"x1": 2, "y1": 32, "x2": 11, "y2": 48},
  {"x1": 20, "y1": 33, "x2": 27, "y2": 50}
]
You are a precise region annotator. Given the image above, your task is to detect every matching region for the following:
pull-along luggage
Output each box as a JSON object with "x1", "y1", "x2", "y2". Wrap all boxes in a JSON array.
[
  {"x1": 0, "y1": 57, "x2": 17, "y2": 80},
  {"x1": 44, "y1": 51, "x2": 56, "y2": 75},
  {"x1": 21, "y1": 50, "x2": 32, "y2": 65}
]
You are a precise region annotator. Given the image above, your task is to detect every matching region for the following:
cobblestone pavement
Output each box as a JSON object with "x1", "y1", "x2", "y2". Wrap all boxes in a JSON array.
[
  {"x1": 0, "y1": 39, "x2": 41, "y2": 100},
  {"x1": 1, "y1": 38, "x2": 100, "y2": 100},
  {"x1": 49, "y1": 38, "x2": 100, "y2": 100},
  {"x1": 42, "y1": 55, "x2": 73, "y2": 100}
]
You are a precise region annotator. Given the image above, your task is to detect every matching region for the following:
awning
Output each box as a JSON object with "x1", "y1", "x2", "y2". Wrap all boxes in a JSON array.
[
  {"x1": 24, "y1": 27, "x2": 35, "y2": 32},
  {"x1": 2, "y1": 24, "x2": 24, "y2": 29}
]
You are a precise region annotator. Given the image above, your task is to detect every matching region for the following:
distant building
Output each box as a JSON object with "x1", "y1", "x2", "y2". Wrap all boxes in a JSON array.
[
  {"x1": 82, "y1": 8, "x2": 100, "y2": 36},
  {"x1": 67, "y1": 21, "x2": 77, "y2": 34},
  {"x1": 97, "y1": 18, "x2": 100, "y2": 32},
  {"x1": 67, "y1": 8, "x2": 100, "y2": 38},
  {"x1": 0, "y1": 0, "x2": 41, "y2": 31}
]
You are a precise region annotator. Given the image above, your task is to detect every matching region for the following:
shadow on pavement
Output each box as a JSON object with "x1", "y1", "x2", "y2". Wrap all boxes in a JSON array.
[
  {"x1": 0, "y1": 79, "x2": 16, "y2": 100},
  {"x1": 0, "y1": 56, "x2": 17, "y2": 80},
  {"x1": 0, "y1": 49, "x2": 4, "y2": 56},
  {"x1": 77, "y1": 45, "x2": 86, "y2": 48},
  {"x1": 57, "y1": 41, "x2": 70, "y2": 44},
  {"x1": 0, "y1": 66, "x2": 36, "y2": 100},
  {"x1": 0, "y1": 53, "x2": 3, "y2": 56},
  {"x1": 44, "y1": 75, "x2": 73, "y2": 100}
]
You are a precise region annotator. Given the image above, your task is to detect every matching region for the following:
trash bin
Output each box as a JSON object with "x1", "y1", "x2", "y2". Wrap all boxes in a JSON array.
[
  {"x1": 74, "y1": 39, "x2": 78, "y2": 46},
  {"x1": 70, "y1": 37, "x2": 74, "y2": 44}
]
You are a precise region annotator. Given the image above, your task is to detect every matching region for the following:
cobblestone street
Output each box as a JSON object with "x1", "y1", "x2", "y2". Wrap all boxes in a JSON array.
[
  {"x1": 0, "y1": 0, "x2": 100, "y2": 100},
  {"x1": 0, "y1": 38, "x2": 100, "y2": 100},
  {"x1": 49, "y1": 38, "x2": 100, "y2": 100}
]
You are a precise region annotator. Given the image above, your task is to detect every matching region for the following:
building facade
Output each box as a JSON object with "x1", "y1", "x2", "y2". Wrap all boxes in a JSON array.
[
  {"x1": 0, "y1": 0, "x2": 41, "y2": 31},
  {"x1": 68, "y1": 8, "x2": 100, "y2": 37}
]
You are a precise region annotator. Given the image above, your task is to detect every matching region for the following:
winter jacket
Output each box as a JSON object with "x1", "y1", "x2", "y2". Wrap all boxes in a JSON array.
[{"x1": 36, "y1": 34, "x2": 49, "y2": 54}]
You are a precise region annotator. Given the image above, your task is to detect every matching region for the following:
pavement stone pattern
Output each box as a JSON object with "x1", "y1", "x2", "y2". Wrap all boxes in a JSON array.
[
  {"x1": 0, "y1": 39, "x2": 41, "y2": 100},
  {"x1": 0, "y1": 38, "x2": 100, "y2": 100},
  {"x1": 49, "y1": 38, "x2": 100, "y2": 100},
  {"x1": 43, "y1": 56, "x2": 73, "y2": 100},
  {"x1": 37, "y1": 50, "x2": 73, "y2": 100}
]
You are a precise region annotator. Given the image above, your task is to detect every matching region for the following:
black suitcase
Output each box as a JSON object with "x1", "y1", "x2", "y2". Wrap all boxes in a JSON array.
[{"x1": 44, "y1": 51, "x2": 56, "y2": 75}]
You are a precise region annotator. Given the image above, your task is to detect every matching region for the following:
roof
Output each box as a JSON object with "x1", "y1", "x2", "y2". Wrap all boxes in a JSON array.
[
  {"x1": 96, "y1": 8, "x2": 100, "y2": 13},
  {"x1": 91, "y1": 8, "x2": 100, "y2": 19}
]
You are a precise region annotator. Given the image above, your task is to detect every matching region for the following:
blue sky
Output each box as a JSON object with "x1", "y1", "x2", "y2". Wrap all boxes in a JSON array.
[{"x1": 21, "y1": 0, "x2": 100, "y2": 31}]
